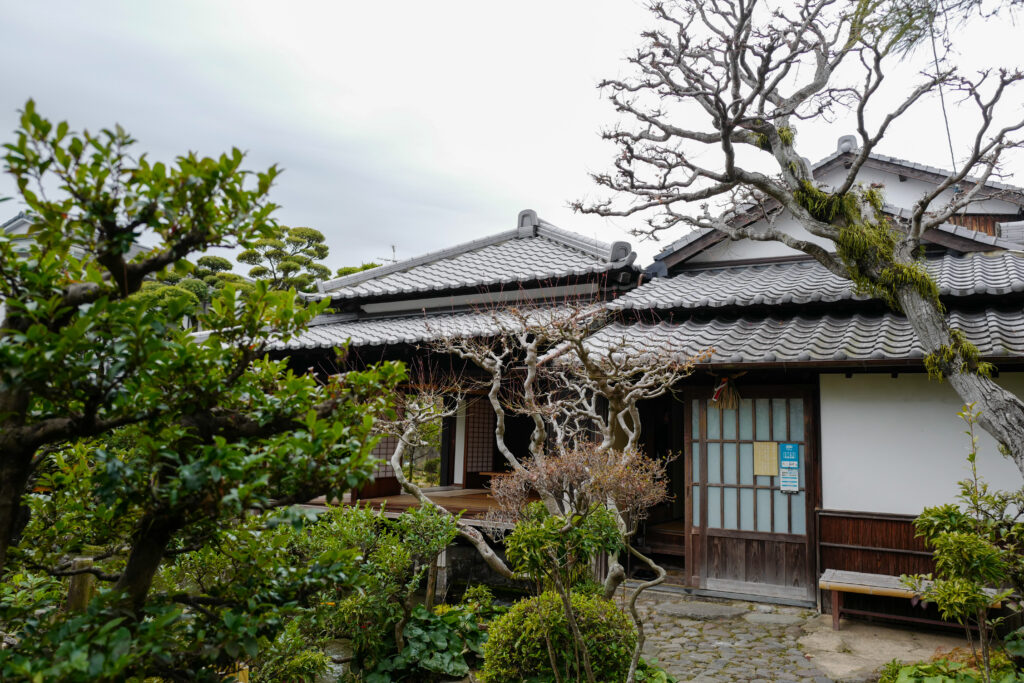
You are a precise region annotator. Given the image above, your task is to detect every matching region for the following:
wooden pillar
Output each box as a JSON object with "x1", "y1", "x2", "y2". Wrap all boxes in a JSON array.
[
  {"x1": 67, "y1": 557, "x2": 96, "y2": 612},
  {"x1": 831, "y1": 590, "x2": 842, "y2": 631},
  {"x1": 436, "y1": 548, "x2": 448, "y2": 597},
  {"x1": 425, "y1": 556, "x2": 438, "y2": 610}
]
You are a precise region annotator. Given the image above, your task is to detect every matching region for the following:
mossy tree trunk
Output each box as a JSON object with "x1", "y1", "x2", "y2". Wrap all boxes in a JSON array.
[
  {"x1": 894, "y1": 272, "x2": 1024, "y2": 475},
  {"x1": 576, "y1": 0, "x2": 1024, "y2": 479}
]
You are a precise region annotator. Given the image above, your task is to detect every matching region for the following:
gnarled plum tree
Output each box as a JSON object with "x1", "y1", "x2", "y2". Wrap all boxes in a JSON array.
[{"x1": 576, "y1": 0, "x2": 1024, "y2": 475}]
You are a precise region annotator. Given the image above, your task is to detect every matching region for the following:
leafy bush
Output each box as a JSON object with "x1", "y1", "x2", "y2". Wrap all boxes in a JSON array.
[
  {"x1": 879, "y1": 659, "x2": 904, "y2": 683},
  {"x1": 635, "y1": 660, "x2": 680, "y2": 683},
  {"x1": 251, "y1": 621, "x2": 331, "y2": 683},
  {"x1": 480, "y1": 590, "x2": 636, "y2": 683},
  {"x1": 907, "y1": 407, "x2": 1021, "y2": 681},
  {"x1": 196, "y1": 503, "x2": 459, "y2": 682},
  {"x1": 459, "y1": 584, "x2": 496, "y2": 616},
  {"x1": 879, "y1": 659, "x2": 1024, "y2": 683},
  {"x1": 505, "y1": 501, "x2": 623, "y2": 591},
  {"x1": 294, "y1": 503, "x2": 459, "y2": 679},
  {"x1": 366, "y1": 604, "x2": 486, "y2": 682}
]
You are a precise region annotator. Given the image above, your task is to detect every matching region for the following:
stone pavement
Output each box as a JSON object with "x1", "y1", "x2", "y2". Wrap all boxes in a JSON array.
[{"x1": 630, "y1": 588, "x2": 967, "y2": 682}]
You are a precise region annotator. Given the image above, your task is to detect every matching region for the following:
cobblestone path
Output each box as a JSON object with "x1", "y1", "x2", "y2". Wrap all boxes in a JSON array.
[{"x1": 633, "y1": 591, "x2": 837, "y2": 683}]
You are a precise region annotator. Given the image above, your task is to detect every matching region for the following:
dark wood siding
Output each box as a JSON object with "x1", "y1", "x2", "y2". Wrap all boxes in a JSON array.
[
  {"x1": 818, "y1": 509, "x2": 933, "y2": 576},
  {"x1": 947, "y1": 213, "x2": 1018, "y2": 237},
  {"x1": 817, "y1": 509, "x2": 937, "y2": 618}
]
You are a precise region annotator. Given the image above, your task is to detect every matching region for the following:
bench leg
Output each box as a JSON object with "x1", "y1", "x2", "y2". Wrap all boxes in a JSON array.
[{"x1": 832, "y1": 590, "x2": 842, "y2": 631}]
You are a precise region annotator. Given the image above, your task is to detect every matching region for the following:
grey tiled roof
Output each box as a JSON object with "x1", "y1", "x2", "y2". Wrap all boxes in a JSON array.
[
  {"x1": 314, "y1": 220, "x2": 635, "y2": 300},
  {"x1": 273, "y1": 310, "x2": 502, "y2": 350},
  {"x1": 654, "y1": 227, "x2": 717, "y2": 262},
  {"x1": 272, "y1": 306, "x2": 579, "y2": 350},
  {"x1": 612, "y1": 251, "x2": 1024, "y2": 311},
  {"x1": 587, "y1": 308, "x2": 1024, "y2": 365}
]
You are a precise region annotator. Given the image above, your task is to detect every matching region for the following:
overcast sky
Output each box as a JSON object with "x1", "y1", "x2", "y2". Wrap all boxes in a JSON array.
[{"x1": 2, "y1": 1, "x2": 1022, "y2": 270}]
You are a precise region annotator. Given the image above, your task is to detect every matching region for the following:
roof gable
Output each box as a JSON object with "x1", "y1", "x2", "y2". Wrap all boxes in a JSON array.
[
  {"x1": 651, "y1": 143, "x2": 1024, "y2": 270},
  {"x1": 314, "y1": 209, "x2": 637, "y2": 301}
]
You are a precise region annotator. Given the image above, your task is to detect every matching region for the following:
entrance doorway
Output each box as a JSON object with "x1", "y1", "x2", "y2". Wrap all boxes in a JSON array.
[{"x1": 685, "y1": 387, "x2": 818, "y2": 604}]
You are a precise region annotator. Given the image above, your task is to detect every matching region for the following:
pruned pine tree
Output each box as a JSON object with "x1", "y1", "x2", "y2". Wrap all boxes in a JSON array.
[
  {"x1": 335, "y1": 261, "x2": 380, "y2": 278},
  {"x1": 576, "y1": 0, "x2": 1024, "y2": 475},
  {"x1": 238, "y1": 225, "x2": 331, "y2": 292}
]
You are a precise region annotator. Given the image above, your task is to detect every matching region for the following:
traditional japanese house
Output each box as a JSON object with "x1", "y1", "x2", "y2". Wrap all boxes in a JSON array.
[
  {"x1": 590, "y1": 137, "x2": 1024, "y2": 610},
  {"x1": 279, "y1": 209, "x2": 640, "y2": 509}
]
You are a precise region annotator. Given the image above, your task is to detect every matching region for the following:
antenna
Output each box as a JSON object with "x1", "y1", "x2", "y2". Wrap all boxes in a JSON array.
[{"x1": 376, "y1": 245, "x2": 398, "y2": 264}]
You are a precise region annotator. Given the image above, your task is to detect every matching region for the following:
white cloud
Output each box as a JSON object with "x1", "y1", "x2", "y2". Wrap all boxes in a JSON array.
[{"x1": 1, "y1": 0, "x2": 1021, "y2": 270}]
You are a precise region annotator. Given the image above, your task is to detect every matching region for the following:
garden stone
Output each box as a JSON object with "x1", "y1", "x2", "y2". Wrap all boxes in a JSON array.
[
  {"x1": 744, "y1": 612, "x2": 806, "y2": 626},
  {"x1": 317, "y1": 639, "x2": 353, "y2": 683},
  {"x1": 625, "y1": 586, "x2": 973, "y2": 682},
  {"x1": 653, "y1": 600, "x2": 746, "y2": 620}
]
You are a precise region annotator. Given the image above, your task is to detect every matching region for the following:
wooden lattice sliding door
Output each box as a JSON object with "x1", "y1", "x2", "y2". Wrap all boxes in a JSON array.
[
  {"x1": 463, "y1": 397, "x2": 496, "y2": 488},
  {"x1": 685, "y1": 387, "x2": 818, "y2": 604}
]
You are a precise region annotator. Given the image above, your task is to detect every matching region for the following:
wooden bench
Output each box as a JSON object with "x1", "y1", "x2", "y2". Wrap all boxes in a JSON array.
[{"x1": 819, "y1": 569, "x2": 1002, "y2": 631}]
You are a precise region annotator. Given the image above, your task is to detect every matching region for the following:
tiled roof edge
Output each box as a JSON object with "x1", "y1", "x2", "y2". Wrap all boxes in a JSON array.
[
  {"x1": 317, "y1": 228, "x2": 519, "y2": 292},
  {"x1": 535, "y1": 220, "x2": 623, "y2": 262},
  {"x1": 654, "y1": 228, "x2": 714, "y2": 261},
  {"x1": 816, "y1": 151, "x2": 1024, "y2": 195},
  {"x1": 2, "y1": 212, "x2": 29, "y2": 232}
]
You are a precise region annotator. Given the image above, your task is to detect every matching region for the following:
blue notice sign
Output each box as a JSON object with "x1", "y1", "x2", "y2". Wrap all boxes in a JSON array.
[{"x1": 778, "y1": 443, "x2": 800, "y2": 493}]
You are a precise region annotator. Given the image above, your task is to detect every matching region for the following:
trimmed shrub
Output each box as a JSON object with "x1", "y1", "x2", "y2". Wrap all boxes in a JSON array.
[{"x1": 480, "y1": 590, "x2": 636, "y2": 683}]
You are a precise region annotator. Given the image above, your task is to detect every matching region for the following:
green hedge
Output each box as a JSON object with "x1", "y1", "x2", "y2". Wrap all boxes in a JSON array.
[{"x1": 480, "y1": 590, "x2": 636, "y2": 683}]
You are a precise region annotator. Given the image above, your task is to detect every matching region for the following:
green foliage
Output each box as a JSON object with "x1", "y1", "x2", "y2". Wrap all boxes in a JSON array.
[
  {"x1": 313, "y1": 503, "x2": 459, "y2": 676},
  {"x1": 505, "y1": 501, "x2": 623, "y2": 592},
  {"x1": 459, "y1": 584, "x2": 495, "y2": 615},
  {"x1": 152, "y1": 255, "x2": 243, "y2": 306},
  {"x1": 366, "y1": 604, "x2": 487, "y2": 682},
  {"x1": 906, "y1": 406, "x2": 1023, "y2": 683},
  {"x1": 131, "y1": 280, "x2": 202, "y2": 316},
  {"x1": 925, "y1": 329, "x2": 995, "y2": 382},
  {"x1": 0, "y1": 103, "x2": 404, "y2": 681},
  {"x1": 880, "y1": 658, "x2": 905, "y2": 683},
  {"x1": 238, "y1": 225, "x2": 331, "y2": 292},
  {"x1": 635, "y1": 660, "x2": 681, "y2": 683},
  {"x1": 335, "y1": 262, "x2": 381, "y2": 278},
  {"x1": 196, "y1": 254, "x2": 233, "y2": 276},
  {"x1": 2, "y1": 505, "x2": 374, "y2": 681},
  {"x1": 791, "y1": 180, "x2": 947, "y2": 319},
  {"x1": 480, "y1": 590, "x2": 637, "y2": 683},
  {"x1": 880, "y1": 659, "x2": 1024, "y2": 683},
  {"x1": 250, "y1": 620, "x2": 331, "y2": 683},
  {"x1": 1004, "y1": 627, "x2": 1024, "y2": 657}
]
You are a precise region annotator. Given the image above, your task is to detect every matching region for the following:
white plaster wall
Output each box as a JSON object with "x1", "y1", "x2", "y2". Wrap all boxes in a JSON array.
[
  {"x1": 689, "y1": 214, "x2": 832, "y2": 263},
  {"x1": 452, "y1": 401, "x2": 466, "y2": 486},
  {"x1": 819, "y1": 372, "x2": 1024, "y2": 514},
  {"x1": 818, "y1": 165, "x2": 1021, "y2": 215}
]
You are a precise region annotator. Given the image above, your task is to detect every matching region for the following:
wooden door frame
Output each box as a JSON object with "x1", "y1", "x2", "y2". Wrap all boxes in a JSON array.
[{"x1": 682, "y1": 384, "x2": 821, "y2": 599}]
